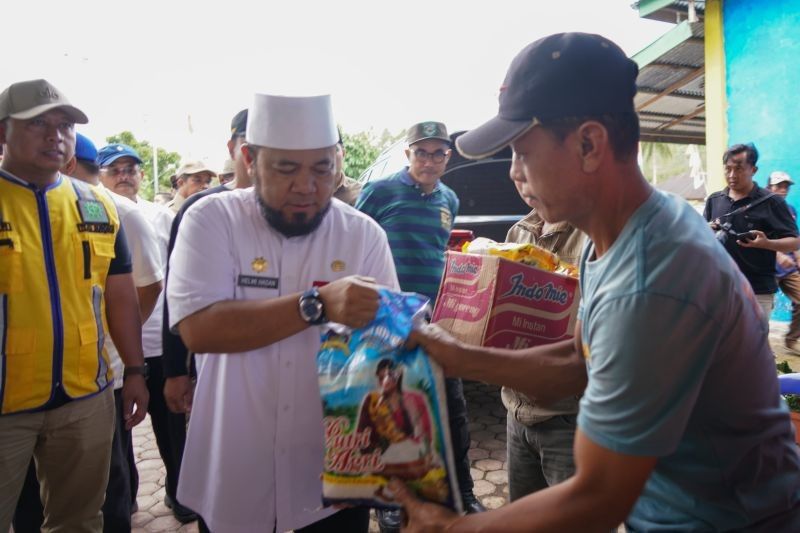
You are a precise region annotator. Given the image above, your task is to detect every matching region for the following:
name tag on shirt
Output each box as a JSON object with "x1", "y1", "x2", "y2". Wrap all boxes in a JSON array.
[
  {"x1": 238, "y1": 275, "x2": 279, "y2": 289},
  {"x1": 77, "y1": 222, "x2": 115, "y2": 234}
]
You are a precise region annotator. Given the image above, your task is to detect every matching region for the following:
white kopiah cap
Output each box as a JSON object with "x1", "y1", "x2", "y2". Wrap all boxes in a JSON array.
[{"x1": 246, "y1": 94, "x2": 338, "y2": 150}]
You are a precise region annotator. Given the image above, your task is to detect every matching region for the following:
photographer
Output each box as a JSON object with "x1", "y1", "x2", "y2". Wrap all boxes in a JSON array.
[{"x1": 704, "y1": 143, "x2": 799, "y2": 325}]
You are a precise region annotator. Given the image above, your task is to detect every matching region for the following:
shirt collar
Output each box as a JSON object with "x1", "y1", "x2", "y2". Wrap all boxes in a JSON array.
[
  {"x1": 398, "y1": 167, "x2": 441, "y2": 195},
  {"x1": 724, "y1": 183, "x2": 764, "y2": 202}
]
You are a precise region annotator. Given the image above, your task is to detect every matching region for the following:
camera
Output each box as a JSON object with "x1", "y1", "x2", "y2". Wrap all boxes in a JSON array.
[
  {"x1": 715, "y1": 222, "x2": 735, "y2": 244},
  {"x1": 715, "y1": 222, "x2": 756, "y2": 244}
]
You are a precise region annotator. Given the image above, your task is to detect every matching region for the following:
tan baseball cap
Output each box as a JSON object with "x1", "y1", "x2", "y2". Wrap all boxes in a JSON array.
[
  {"x1": 0, "y1": 79, "x2": 88, "y2": 124},
  {"x1": 176, "y1": 161, "x2": 217, "y2": 178},
  {"x1": 220, "y1": 158, "x2": 235, "y2": 175}
]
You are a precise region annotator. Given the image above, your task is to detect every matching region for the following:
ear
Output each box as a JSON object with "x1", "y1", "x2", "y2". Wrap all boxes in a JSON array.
[
  {"x1": 404, "y1": 148, "x2": 412, "y2": 162},
  {"x1": 227, "y1": 138, "x2": 236, "y2": 159},
  {"x1": 575, "y1": 121, "x2": 609, "y2": 173},
  {"x1": 242, "y1": 144, "x2": 256, "y2": 166},
  {"x1": 752, "y1": 165, "x2": 758, "y2": 176},
  {"x1": 0, "y1": 119, "x2": 8, "y2": 145}
]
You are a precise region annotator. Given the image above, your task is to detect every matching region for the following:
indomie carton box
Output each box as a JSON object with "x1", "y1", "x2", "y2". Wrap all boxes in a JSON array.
[{"x1": 432, "y1": 251, "x2": 580, "y2": 349}]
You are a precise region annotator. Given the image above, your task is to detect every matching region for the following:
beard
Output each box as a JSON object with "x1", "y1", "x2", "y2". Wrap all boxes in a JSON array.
[{"x1": 256, "y1": 192, "x2": 331, "y2": 238}]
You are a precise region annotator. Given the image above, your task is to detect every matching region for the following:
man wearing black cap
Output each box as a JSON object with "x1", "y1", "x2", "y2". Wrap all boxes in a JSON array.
[
  {"x1": 392, "y1": 33, "x2": 800, "y2": 532},
  {"x1": 162, "y1": 108, "x2": 252, "y2": 418}
]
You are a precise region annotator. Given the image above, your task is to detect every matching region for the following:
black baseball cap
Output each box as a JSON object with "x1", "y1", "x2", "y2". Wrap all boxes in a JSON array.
[
  {"x1": 230, "y1": 109, "x2": 247, "y2": 139},
  {"x1": 457, "y1": 33, "x2": 639, "y2": 160}
]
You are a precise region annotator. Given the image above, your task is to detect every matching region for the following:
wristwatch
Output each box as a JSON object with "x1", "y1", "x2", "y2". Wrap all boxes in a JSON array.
[
  {"x1": 298, "y1": 287, "x2": 327, "y2": 325},
  {"x1": 123, "y1": 364, "x2": 149, "y2": 380}
]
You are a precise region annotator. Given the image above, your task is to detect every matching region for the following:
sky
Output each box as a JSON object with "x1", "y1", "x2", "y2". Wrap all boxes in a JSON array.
[{"x1": 4, "y1": 0, "x2": 672, "y2": 171}]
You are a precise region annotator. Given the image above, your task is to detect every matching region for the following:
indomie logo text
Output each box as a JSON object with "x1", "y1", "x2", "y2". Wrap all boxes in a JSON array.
[
  {"x1": 501, "y1": 273, "x2": 570, "y2": 305},
  {"x1": 449, "y1": 259, "x2": 479, "y2": 275}
]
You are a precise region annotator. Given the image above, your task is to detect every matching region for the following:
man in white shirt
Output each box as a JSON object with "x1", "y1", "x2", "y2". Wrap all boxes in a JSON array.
[
  {"x1": 168, "y1": 94, "x2": 399, "y2": 533},
  {"x1": 97, "y1": 143, "x2": 197, "y2": 523}
]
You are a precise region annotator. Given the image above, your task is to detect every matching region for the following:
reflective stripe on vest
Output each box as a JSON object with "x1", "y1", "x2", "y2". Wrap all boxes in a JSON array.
[{"x1": 0, "y1": 171, "x2": 117, "y2": 414}]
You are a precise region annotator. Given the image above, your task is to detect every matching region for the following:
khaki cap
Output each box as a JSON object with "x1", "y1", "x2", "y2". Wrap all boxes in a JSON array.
[
  {"x1": 177, "y1": 161, "x2": 217, "y2": 177},
  {"x1": 220, "y1": 158, "x2": 235, "y2": 175},
  {"x1": 0, "y1": 79, "x2": 88, "y2": 123}
]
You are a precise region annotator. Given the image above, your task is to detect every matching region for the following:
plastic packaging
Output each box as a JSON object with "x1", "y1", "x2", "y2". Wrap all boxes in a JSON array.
[
  {"x1": 317, "y1": 289, "x2": 462, "y2": 511},
  {"x1": 463, "y1": 238, "x2": 578, "y2": 278}
]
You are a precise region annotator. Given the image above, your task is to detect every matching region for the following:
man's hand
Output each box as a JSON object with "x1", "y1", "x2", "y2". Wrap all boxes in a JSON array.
[
  {"x1": 164, "y1": 375, "x2": 193, "y2": 414},
  {"x1": 122, "y1": 375, "x2": 149, "y2": 430},
  {"x1": 406, "y1": 323, "x2": 466, "y2": 376},
  {"x1": 737, "y1": 229, "x2": 768, "y2": 249},
  {"x1": 388, "y1": 480, "x2": 462, "y2": 533},
  {"x1": 318, "y1": 275, "x2": 381, "y2": 328},
  {"x1": 708, "y1": 219, "x2": 721, "y2": 231}
]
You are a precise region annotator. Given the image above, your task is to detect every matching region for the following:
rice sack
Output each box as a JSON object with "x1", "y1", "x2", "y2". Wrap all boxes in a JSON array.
[{"x1": 317, "y1": 289, "x2": 462, "y2": 511}]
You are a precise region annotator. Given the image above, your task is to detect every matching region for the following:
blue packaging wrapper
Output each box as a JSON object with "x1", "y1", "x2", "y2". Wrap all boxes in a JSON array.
[{"x1": 317, "y1": 289, "x2": 462, "y2": 511}]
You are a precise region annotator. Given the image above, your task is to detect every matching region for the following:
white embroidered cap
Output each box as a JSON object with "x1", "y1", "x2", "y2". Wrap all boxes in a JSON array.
[{"x1": 246, "y1": 94, "x2": 338, "y2": 150}]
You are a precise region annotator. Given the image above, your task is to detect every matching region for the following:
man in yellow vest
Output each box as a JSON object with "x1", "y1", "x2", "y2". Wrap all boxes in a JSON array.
[{"x1": 0, "y1": 79, "x2": 149, "y2": 532}]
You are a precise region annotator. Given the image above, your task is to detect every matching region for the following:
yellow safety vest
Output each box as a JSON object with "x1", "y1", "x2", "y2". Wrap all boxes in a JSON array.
[{"x1": 0, "y1": 170, "x2": 118, "y2": 414}]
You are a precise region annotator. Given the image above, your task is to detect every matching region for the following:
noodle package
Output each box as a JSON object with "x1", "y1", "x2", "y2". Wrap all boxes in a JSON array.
[{"x1": 317, "y1": 289, "x2": 462, "y2": 512}]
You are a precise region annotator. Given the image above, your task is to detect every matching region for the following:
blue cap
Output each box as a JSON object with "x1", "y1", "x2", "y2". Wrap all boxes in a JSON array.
[
  {"x1": 75, "y1": 133, "x2": 98, "y2": 163},
  {"x1": 97, "y1": 143, "x2": 143, "y2": 166}
]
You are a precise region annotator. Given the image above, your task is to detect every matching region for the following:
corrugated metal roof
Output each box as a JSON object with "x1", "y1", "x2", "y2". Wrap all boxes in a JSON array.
[
  {"x1": 633, "y1": 20, "x2": 705, "y2": 144},
  {"x1": 634, "y1": 0, "x2": 705, "y2": 23}
]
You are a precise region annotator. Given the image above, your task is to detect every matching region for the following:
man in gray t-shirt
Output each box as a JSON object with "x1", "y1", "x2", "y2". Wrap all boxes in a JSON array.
[{"x1": 392, "y1": 33, "x2": 800, "y2": 532}]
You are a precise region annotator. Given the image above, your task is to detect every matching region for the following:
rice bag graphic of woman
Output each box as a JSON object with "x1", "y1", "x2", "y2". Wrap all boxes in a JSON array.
[{"x1": 357, "y1": 359, "x2": 438, "y2": 480}]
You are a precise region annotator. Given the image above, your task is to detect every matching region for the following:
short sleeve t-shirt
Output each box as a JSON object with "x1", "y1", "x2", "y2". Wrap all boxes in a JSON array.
[
  {"x1": 103, "y1": 190, "x2": 164, "y2": 386},
  {"x1": 578, "y1": 190, "x2": 800, "y2": 530}
]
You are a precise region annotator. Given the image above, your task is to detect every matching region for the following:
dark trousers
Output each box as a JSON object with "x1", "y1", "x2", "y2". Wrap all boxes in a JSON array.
[
  {"x1": 128, "y1": 356, "x2": 188, "y2": 503},
  {"x1": 445, "y1": 377, "x2": 474, "y2": 495},
  {"x1": 12, "y1": 388, "x2": 133, "y2": 533},
  {"x1": 198, "y1": 507, "x2": 370, "y2": 533}
]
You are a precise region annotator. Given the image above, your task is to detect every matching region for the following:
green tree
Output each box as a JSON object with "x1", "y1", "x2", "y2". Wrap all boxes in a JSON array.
[
  {"x1": 104, "y1": 131, "x2": 182, "y2": 201},
  {"x1": 641, "y1": 142, "x2": 706, "y2": 185},
  {"x1": 341, "y1": 128, "x2": 403, "y2": 180}
]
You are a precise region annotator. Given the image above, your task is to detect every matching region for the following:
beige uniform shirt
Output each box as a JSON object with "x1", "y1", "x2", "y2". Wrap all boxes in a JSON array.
[
  {"x1": 333, "y1": 173, "x2": 363, "y2": 206},
  {"x1": 503, "y1": 210, "x2": 587, "y2": 425}
]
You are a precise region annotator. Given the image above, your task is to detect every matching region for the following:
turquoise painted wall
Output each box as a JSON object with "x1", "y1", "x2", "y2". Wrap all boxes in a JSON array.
[{"x1": 724, "y1": 0, "x2": 800, "y2": 320}]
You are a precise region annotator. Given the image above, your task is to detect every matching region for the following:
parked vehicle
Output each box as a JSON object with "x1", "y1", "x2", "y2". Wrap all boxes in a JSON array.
[{"x1": 358, "y1": 131, "x2": 530, "y2": 242}]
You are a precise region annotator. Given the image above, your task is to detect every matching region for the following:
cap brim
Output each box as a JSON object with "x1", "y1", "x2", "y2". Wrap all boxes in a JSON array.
[
  {"x1": 184, "y1": 169, "x2": 217, "y2": 177},
  {"x1": 455, "y1": 116, "x2": 537, "y2": 160},
  {"x1": 10, "y1": 103, "x2": 88, "y2": 124},
  {"x1": 99, "y1": 153, "x2": 144, "y2": 166},
  {"x1": 409, "y1": 135, "x2": 451, "y2": 146}
]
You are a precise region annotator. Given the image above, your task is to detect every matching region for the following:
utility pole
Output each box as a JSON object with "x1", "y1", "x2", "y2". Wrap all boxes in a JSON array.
[{"x1": 152, "y1": 141, "x2": 159, "y2": 195}]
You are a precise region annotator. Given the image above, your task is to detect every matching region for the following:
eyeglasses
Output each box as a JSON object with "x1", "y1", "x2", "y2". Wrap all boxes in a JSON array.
[
  {"x1": 412, "y1": 149, "x2": 449, "y2": 163},
  {"x1": 102, "y1": 165, "x2": 140, "y2": 178}
]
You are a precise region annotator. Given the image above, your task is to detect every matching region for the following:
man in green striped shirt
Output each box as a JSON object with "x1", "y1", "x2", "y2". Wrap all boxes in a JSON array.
[{"x1": 356, "y1": 121, "x2": 485, "y2": 532}]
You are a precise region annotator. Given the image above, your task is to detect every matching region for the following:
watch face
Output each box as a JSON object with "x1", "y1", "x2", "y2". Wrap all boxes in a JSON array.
[{"x1": 301, "y1": 297, "x2": 323, "y2": 322}]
